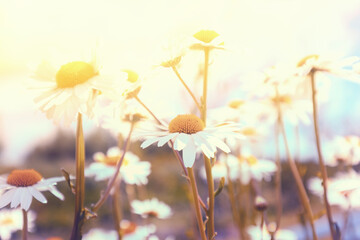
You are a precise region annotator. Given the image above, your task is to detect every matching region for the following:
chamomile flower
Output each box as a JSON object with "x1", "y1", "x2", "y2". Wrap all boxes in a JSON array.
[
  {"x1": 137, "y1": 114, "x2": 243, "y2": 168},
  {"x1": 247, "y1": 224, "x2": 297, "y2": 240},
  {"x1": 308, "y1": 170, "x2": 360, "y2": 210},
  {"x1": 324, "y1": 135, "x2": 360, "y2": 166},
  {"x1": 86, "y1": 147, "x2": 151, "y2": 185},
  {"x1": 131, "y1": 198, "x2": 172, "y2": 219},
  {"x1": 31, "y1": 56, "x2": 118, "y2": 125},
  {"x1": 0, "y1": 208, "x2": 36, "y2": 240},
  {"x1": 220, "y1": 153, "x2": 276, "y2": 185},
  {"x1": 0, "y1": 169, "x2": 64, "y2": 211},
  {"x1": 190, "y1": 30, "x2": 224, "y2": 51}
]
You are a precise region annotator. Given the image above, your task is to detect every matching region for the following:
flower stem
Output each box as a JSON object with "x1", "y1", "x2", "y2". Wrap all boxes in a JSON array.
[
  {"x1": 112, "y1": 180, "x2": 122, "y2": 240},
  {"x1": 188, "y1": 167, "x2": 207, "y2": 240},
  {"x1": 134, "y1": 95, "x2": 162, "y2": 124},
  {"x1": 200, "y1": 48, "x2": 210, "y2": 125},
  {"x1": 310, "y1": 71, "x2": 336, "y2": 239},
  {"x1": 274, "y1": 111, "x2": 283, "y2": 232},
  {"x1": 92, "y1": 123, "x2": 134, "y2": 212},
  {"x1": 171, "y1": 65, "x2": 201, "y2": 111},
  {"x1": 70, "y1": 113, "x2": 86, "y2": 240},
  {"x1": 204, "y1": 156, "x2": 215, "y2": 239},
  {"x1": 22, "y1": 209, "x2": 28, "y2": 240},
  {"x1": 275, "y1": 87, "x2": 318, "y2": 240}
]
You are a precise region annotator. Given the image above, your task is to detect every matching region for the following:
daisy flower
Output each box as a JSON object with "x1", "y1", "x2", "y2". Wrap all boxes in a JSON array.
[
  {"x1": 86, "y1": 147, "x2": 151, "y2": 185},
  {"x1": 138, "y1": 114, "x2": 243, "y2": 168},
  {"x1": 190, "y1": 29, "x2": 224, "y2": 51},
  {"x1": 324, "y1": 135, "x2": 360, "y2": 166},
  {"x1": 247, "y1": 224, "x2": 297, "y2": 240},
  {"x1": 0, "y1": 208, "x2": 36, "y2": 240},
  {"x1": 0, "y1": 169, "x2": 65, "y2": 211},
  {"x1": 31, "y1": 56, "x2": 119, "y2": 125},
  {"x1": 131, "y1": 198, "x2": 172, "y2": 219},
  {"x1": 308, "y1": 170, "x2": 360, "y2": 210},
  {"x1": 220, "y1": 153, "x2": 276, "y2": 185}
]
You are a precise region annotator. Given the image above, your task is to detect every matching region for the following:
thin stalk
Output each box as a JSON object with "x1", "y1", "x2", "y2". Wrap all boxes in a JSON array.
[
  {"x1": 112, "y1": 180, "x2": 122, "y2": 240},
  {"x1": 134, "y1": 95, "x2": 162, "y2": 124},
  {"x1": 92, "y1": 123, "x2": 134, "y2": 212},
  {"x1": 171, "y1": 66, "x2": 201, "y2": 111},
  {"x1": 341, "y1": 196, "x2": 351, "y2": 240},
  {"x1": 260, "y1": 211, "x2": 265, "y2": 240},
  {"x1": 188, "y1": 167, "x2": 207, "y2": 240},
  {"x1": 275, "y1": 87, "x2": 318, "y2": 240},
  {"x1": 70, "y1": 113, "x2": 86, "y2": 240},
  {"x1": 310, "y1": 70, "x2": 336, "y2": 239},
  {"x1": 204, "y1": 156, "x2": 215, "y2": 239},
  {"x1": 22, "y1": 209, "x2": 28, "y2": 240},
  {"x1": 274, "y1": 119, "x2": 283, "y2": 232},
  {"x1": 200, "y1": 48, "x2": 210, "y2": 125}
]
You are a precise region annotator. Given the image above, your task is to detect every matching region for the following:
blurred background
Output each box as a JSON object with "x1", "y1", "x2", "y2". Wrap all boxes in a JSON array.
[{"x1": 1, "y1": 0, "x2": 360, "y2": 239}]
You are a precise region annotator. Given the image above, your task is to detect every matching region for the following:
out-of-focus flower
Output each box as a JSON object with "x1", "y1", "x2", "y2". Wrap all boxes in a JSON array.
[
  {"x1": 0, "y1": 208, "x2": 36, "y2": 240},
  {"x1": 0, "y1": 169, "x2": 64, "y2": 211},
  {"x1": 296, "y1": 54, "x2": 360, "y2": 82},
  {"x1": 247, "y1": 224, "x2": 297, "y2": 240},
  {"x1": 83, "y1": 228, "x2": 117, "y2": 240},
  {"x1": 137, "y1": 114, "x2": 243, "y2": 168},
  {"x1": 86, "y1": 147, "x2": 151, "y2": 185},
  {"x1": 324, "y1": 135, "x2": 360, "y2": 166},
  {"x1": 31, "y1": 55, "x2": 120, "y2": 125},
  {"x1": 190, "y1": 30, "x2": 224, "y2": 51},
  {"x1": 156, "y1": 36, "x2": 188, "y2": 68},
  {"x1": 308, "y1": 170, "x2": 360, "y2": 210},
  {"x1": 131, "y1": 198, "x2": 172, "y2": 219},
  {"x1": 218, "y1": 153, "x2": 276, "y2": 185}
]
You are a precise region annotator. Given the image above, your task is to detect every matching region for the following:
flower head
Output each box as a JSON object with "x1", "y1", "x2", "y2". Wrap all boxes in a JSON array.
[
  {"x1": 131, "y1": 198, "x2": 172, "y2": 219},
  {"x1": 86, "y1": 147, "x2": 151, "y2": 185},
  {"x1": 0, "y1": 169, "x2": 64, "y2": 211},
  {"x1": 190, "y1": 30, "x2": 224, "y2": 51},
  {"x1": 137, "y1": 114, "x2": 243, "y2": 168},
  {"x1": 324, "y1": 135, "x2": 360, "y2": 166},
  {"x1": 247, "y1": 224, "x2": 297, "y2": 240},
  {"x1": 0, "y1": 208, "x2": 36, "y2": 240}
]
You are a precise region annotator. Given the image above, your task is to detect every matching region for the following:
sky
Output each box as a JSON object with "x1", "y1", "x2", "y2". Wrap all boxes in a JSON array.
[{"x1": 1, "y1": 0, "x2": 360, "y2": 165}]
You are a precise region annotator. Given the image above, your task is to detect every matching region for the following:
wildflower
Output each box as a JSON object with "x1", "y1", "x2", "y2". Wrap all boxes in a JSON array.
[
  {"x1": 0, "y1": 208, "x2": 36, "y2": 240},
  {"x1": 0, "y1": 169, "x2": 64, "y2": 211},
  {"x1": 190, "y1": 30, "x2": 224, "y2": 51},
  {"x1": 31, "y1": 56, "x2": 119, "y2": 125},
  {"x1": 324, "y1": 135, "x2": 360, "y2": 166},
  {"x1": 308, "y1": 170, "x2": 360, "y2": 210},
  {"x1": 86, "y1": 147, "x2": 151, "y2": 185},
  {"x1": 247, "y1": 224, "x2": 297, "y2": 240},
  {"x1": 131, "y1": 198, "x2": 172, "y2": 219},
  {"x1": 138, "y1": 114, "x2": 243, "y2": 168}
]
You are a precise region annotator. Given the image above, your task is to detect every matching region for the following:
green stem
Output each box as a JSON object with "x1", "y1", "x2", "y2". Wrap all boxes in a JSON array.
[
  {"x1": 188, "y1": 167, "x2": 207, "y2": 240},
  {"x1": 200, "y1": 48, "x2": 210, "y2": 125},
  {"x1": 171, "y1": 66, "x2": 201, "y2": 111},
  {"x1": 310, "y1": 71, "x2": 336, "y2": 239},
  {"x1": 70, "y1": 113, "x2": 86, "y2": 240},
  {"x1": 22, "y1": 209, "x2": 28, "y2": 240},
  {"x1": 204, "y1": 156, "x2": 215, "y2": 239},
  {"x1": 274, "y1": 111, "x2": 283, "y2": 232},
  {"x1": 112, "y1": 180, "x2": 122, "y2": 240},
  {"x1": 92, "y1": 123, "x2": 134, "y2": 212},
  {"x1": 275, "y1": 87, "x2": 318, "y2": 240}
]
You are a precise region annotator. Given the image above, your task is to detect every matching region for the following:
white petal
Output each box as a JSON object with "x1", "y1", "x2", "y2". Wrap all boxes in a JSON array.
[
  {"x1": 10, "y1": 188, "x2": 22, "y2": 208},
  {"x1": 183, "y1": 138, "x2": 197, "y2": 168},
  {"x1": 207, "y1": 137, "x2": 231, "y2": 153},
  {"x1": 29, "y1": 187, "x2": 47, "y2": 203},
  {"x1": 157, "y1": 133, "x2": 178, "y2": 147},
  {"x1": 141, "y1": 137, "x2": 161, "y2": 148},
  {"x1": 0, "y1": 188, "x2": 16, "y2": 208},
  {"x1": 174, "y1": 133, "x2": 189, "y2": 151},
  {"x1": 21, "y1": 188, "x2": 32, "y2": 211},
  {"x1": 49, "y1": 186, "x2": 65, "y2": 200}
]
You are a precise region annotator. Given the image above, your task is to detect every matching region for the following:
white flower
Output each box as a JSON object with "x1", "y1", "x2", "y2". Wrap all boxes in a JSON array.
[
  {"x1": 0, "y1": 208, "x2": 36, "y2": 240},
  {"x1": 83, "y1": 228, "x2": 117, "y2": 240},
  {"x1": 324, "y1": 135, "x2": 360, "y2": 166},
  {"x1": 131, "y1": 198, "x2": 172, "y2": 219},
  {"x1": 31, "y1": 56, "x2": 119, "y2": 125},
  {"x1": 308, "y1": 170, "x2": 360, "y2": 210},
  {"x1": 137, "y1": 114, "x2": 243, "y2": 168},
  {"x1": 219, "y1": 153, "x2": 277, "y2": 185},
  {"x1": 0, "y1": 169, "x2": 65, "y2": 211},
  {"x1": 190, "y1": 30, "x2": 224, "y2": 51},
  {"x1": 86, "y1": 147, "x2": 151, "y2": 185},
  {"x1": 247, "y1": 224, "x2": 297, "y2": 240}
]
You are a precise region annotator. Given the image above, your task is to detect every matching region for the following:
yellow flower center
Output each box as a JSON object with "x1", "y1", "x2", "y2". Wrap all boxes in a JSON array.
[
  {"x1": 1, "y1": 217, "x2": 14, "y2": 225},
  {"x1": 97, "y1": 155, "x2": 130, "y2": 167},
  {"x1": 169, "y1": 114, "x2": 205, "y2": 134},
  {"x1": 120, "y1": 221, "x2": 137, "y2": 235},
  {"x1": 56, "y1": 61, "x2": 97, "y2": 88},
  {"x1": 228, "y1": 100, "x2": 244, "y2": 109},
  {"x1": 146, "y1": 210, "x2": 159, "y2": 218},
  {"x1": 272, "y1": 95, "x2": 292, "y2": 104},
  {"x1": 297, "y1": 54, "x2": 319, "y2": 67},
  {"x1": 239, "y1": 155, "x2": 258, "y2": 166},
  {"x1": 123, "y1": 69, "x2": 139, "y2": 83},
  {"x1": 7, "y1": 169, "x2": 43, "y2": 187},
  {"x1": 193, "y1": 30, "x2": 220, "y2": 44},
  {"x1": 241, "y1": 127, "x2": 257, "y2": 136}
]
